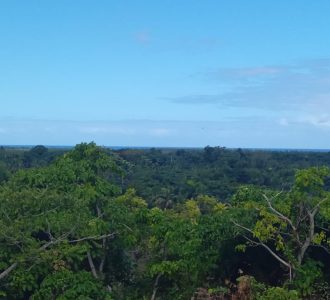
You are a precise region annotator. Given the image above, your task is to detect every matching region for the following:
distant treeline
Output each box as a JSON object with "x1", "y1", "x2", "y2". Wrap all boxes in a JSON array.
[
  {"x1": 1, "y1": 145, "x2": 330, "y2": 206},
  {"x1": 117, "y1": 147, "x2": 330, "y2": 205}
]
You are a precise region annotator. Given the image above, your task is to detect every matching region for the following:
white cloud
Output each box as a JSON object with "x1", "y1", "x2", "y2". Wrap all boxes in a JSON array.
[
  {"x1": 79, "y1": 126, "x2": 136, "y2": 135},
  {"x1": 148, "y1": 128, "x2": 172, "y2": 137},
  {"x1": 0, "y1": 117, "x2": 329, "y2": 148},
  {"x1": 169, "y1": 59, "x2": 330, "y2": 116},
  {"x1": 299, "y1": 115, "x2": 330, "y2": 129}
]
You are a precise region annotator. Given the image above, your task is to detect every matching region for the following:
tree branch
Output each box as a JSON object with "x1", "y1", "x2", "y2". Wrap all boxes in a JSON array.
[
  {"x1": 311, "y1": 197, "x2": 328, "y2": 217},
  {"x1": 312, "y1": 244, "x2": 330, "y2": 255},
  {"x1": 0, "y1": 263, "x2": 18, "y2": 280},
  {"x1": 99, "y1": 236, "x2": 107, "y2": 273},
  {"x1": 0, "y1": 232, "x2": 116, "y2": 281},
  {"x1": 264, "y1": 194, "x2": 304, "y2": 247},
  {"x1": 263, "y1": 194, "x2": 296, "y2": 232},
  {"x1": 151, "y1": 273, "x2": 162, "y2": 300},
  {"x1": 298, "y1": 210, "x2": 315, "y2": 265},
  {"x1": 232, "y1": 220, "x2": 293, "y2": 278},
  {"x1": 67, "y1": 232, "x2": 116, "y2": 244},
  {"x1": 87, "y1": 251, "x2": 98, "y2": 279}
]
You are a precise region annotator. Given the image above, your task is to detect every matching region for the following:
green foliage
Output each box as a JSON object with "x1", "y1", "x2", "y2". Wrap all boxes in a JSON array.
[
  {"x1": 1, "y1": 145, "x2": 330, "y2": 299},
  {"x1": 235, "y1": 244, "x2": 247, "y2": 252},
  {"x1": 208, "y1": 286, "x2": 229, "y2": 295},
  {"x1": 231, "y1": 167, "x2": 330, "y2": 286},
  {"x1": 231, "y1": 185, "x2": 266, "y2": 206},
  {"x1": 0, "y1": 162, "x2": 9, "y2": 183},
  {"x1": 293, "y1": 260, "x2": 323, "y2": 297},
  {"x1": 294, "y1": 166, "x2": 330, "y2": 195},
  {"x1": 116, "y1": 188, "x2": 147, "y2": 209},
  {"x1": 118, "y1": 147, "x2": 330, "y2": 205},
  {"x1": 310, "y1": 281, "x2": 330, "y2": 299},
  {"x1": 0, "y1": 143, "x2": 124, "y2": 298},
  {"x1": 144, "y1": 201, "x2": 230, "y2": 299},
  {"x1": 250, "y1": 277, "x2": 299, "y2": 300},
  {"x1": 257, "y1": 287, "x2": 299, "y2": 300},
  {"x1": 31, "y1": 270, "x2": 112, "y2": 299}
]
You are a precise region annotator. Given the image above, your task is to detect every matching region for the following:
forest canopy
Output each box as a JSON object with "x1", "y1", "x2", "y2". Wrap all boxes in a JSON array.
[{"x1": 1, "y1": 143, "x2": 330, "y2": 299}]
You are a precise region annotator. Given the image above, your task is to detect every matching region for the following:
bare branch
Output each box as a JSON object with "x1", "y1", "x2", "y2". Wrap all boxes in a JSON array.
[
  {"x1": 22, "y1": 205, "x2": 62, "y2": 219},
  {"x1": 231, "y1": 220, "x2": 254, "y2": 235},
  {"x1": 316, "y1": 225, "x2": 330, "y2": 232},
  {"x1": 263, "y1": 194, "x2": 303, "y2": 246},
  {"x1": 312, "y1": 244, "x2": 330, "y2": 255},
  {"x1": 121, "y1": 223, "x2": 134, "y2": 232},
  {"x1": 99, "y1": 235, "x2": 107, "y2": 273},
  {"x1": 0, "y1": 232, "x2": 116, "y2": 281},
  {"x1": 232, "y1": 220, "x2": 293, "y2": 273},
  {"x1": 257, "y1": 239, "x2": 292, "y2": 271},
  {"x1": 0, "y1": 263, "x2": 18, "y2": 280},
  {"x1": 46, "y1": 218, "x2": 55, "y2": 242},
  {"x1": 151, "y1": 273, "x2": 162, "y2": 300},
  {"x1": 67, "y1": 232, "x2": 116, "y2": 244},
  {"x1": 87, "y1": 251, "x2": 98, "y2": 279},
  {"x1": 242, "y1": 235, "x2": 259, "y2": 247},
  {"x1": 263, "y1": 194, "x2": 296, "y2": 231},
  {"x1": 311, "y1": 197, "x2": 329, "y2": 217},
  {"x1": 298, "y1": 210, "x2": 315, "y2": 265}
]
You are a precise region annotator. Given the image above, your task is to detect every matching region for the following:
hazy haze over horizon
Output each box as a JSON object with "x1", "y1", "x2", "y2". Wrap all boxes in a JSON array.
[{"x1": 1, "y1": 1, "x2": 330, "y2": 148}]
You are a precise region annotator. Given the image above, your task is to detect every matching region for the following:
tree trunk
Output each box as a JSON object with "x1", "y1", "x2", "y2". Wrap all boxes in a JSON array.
[
  {"x1": 151, "y1": 273, "x2": 161, "y2": 300},
  {"x1": 87, "y1": 251, "x2": 98, "y2": 279}
]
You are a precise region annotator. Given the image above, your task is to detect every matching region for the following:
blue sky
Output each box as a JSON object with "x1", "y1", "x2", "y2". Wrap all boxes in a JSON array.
[{"x1": 1, "y1": 1, "x2": 330, "y2": 148}]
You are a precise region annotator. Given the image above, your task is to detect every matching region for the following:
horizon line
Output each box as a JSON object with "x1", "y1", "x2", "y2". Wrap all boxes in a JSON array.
[{"x1": 1, "y1": 145, "x2": 330, "y2": 152}]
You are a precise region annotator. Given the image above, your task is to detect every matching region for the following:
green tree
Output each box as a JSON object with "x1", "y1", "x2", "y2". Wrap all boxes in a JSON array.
[
  {"x1": 232, "y1": 167, "x2": 330, "y2": 285},
  {"x1": 146, "y1": 197, "x2": 229, "y2": 299},
  {"x1": 0, "y1": 143, "x2": 121, "y2": 298}
]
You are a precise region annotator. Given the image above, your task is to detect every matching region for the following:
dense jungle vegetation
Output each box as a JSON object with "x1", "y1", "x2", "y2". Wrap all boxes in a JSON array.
[{"x1": 1, "y1": 143, "x2": 330, "y2": 299}]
